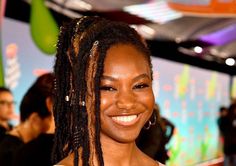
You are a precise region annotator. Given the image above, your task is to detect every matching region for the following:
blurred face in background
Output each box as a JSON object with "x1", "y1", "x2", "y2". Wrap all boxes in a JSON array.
[
  {"x1": 29, "y1": 112, "x2": 53, "y2": 139},
  {"x1": 0, "y1": 91, "x2": 14, "y2": 121},
  {"x1": 32, "y1": 97, "x2": 54, "y2": 137},
  {"x1": 30, "y1": 97, "x2": 54, "y2": 138}
]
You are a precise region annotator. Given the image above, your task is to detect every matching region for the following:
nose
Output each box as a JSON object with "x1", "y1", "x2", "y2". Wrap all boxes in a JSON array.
[
  {"x1": 7, "y1": 102, "x2": 15, "y2": 110},
  {"x1": 116, "y1": 90, "x2": 135, "y2": 110}
]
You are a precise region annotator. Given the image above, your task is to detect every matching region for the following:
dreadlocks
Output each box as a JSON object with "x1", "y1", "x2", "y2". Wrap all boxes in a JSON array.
[{"x1": 52, "y1": 16, "x2": 153, "y2": 166}]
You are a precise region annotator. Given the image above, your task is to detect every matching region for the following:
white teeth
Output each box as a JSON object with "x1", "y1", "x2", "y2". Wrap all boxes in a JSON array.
[{"x1": 112, "y1": 115, "x2": 137, "y2": 123}]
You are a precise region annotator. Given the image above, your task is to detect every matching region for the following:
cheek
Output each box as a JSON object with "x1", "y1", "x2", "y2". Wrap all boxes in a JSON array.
[
  {"x1": 137, "y1": 90, "x2": 154, "y2": 110},
  {"x1": 36, "y1": 118, "x2": 51, "y2": 133},
  {"x1": 100, "y1": 93, "x2": 113, "y2": 113},
  {"x1": 42, "y1": 118, "x2": 51, "y2": 131},
  {"x1": 0, "y1": 106, "x2": 7, "y2": 112}
]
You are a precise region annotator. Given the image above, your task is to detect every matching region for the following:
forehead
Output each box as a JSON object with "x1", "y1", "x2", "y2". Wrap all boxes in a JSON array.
[
  {"x1": 105, "y1": 43, "x2": 149, "y2": 64},
  {"x1": 0, "y1": 91, "x2": 13, "y2": 100},
  {"x1": 103, "y1": 44, "x2": 150, "y2": 76}
]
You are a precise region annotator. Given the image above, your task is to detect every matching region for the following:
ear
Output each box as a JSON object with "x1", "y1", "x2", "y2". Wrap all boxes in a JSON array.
[
  {"x1": 45, "y1": 97, "x2": 55, "y2": 134},
  {"x1": 45, "y1": 97, "x2": 53, "y2": 113}
]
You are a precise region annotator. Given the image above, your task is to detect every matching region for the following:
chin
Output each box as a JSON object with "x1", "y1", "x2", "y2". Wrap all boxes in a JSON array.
[{"x1": 106, "y1": 129, "x2": 141, "y2": 144}]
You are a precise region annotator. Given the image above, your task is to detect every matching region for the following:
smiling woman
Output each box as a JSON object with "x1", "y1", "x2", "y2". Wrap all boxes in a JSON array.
[
  {"x1": 100, "y1": 44, "x2": 154, "y2": 144},
  {"x1": 53, "y1": 16, "x2": 162, "y2": 166}
]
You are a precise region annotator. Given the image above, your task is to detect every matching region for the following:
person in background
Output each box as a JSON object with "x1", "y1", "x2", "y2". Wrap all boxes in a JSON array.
[
  {"x1": 155, "y1": 113, "x2": 175, "y2": 164},
  {"x1": 0, "y1": 87, "x2": 15, "y2": 142},
  {"x1": 12, "y1": 73, "x2": 55, "y2": 166},
  {"x1": 217, "y1": 106, "x2": 228, "y2": 128},
  {"x1": 0, "y1": 73, "x2": 54, "y2": 166},
  {"x1": 219, "y1": 103, "x2": 236, "y2": 166},
  {"x1": 136, "y1": 103, "x2": 175, "y2": 164},
  {"x1": 216, "y1": 106, "x2": 228, "y2": 157},
  {"x1": 13, "y1": 120, "x2": 55, "y2": 166},
  {"x1": 52, "y1": 16, "x2": 164, "y2": 166}
]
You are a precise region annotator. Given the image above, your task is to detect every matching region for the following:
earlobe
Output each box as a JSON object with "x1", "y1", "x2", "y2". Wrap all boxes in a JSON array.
[
  {"x1": 143, "y1": 110, "x2": 157, "y2": 130},
  {"x1": 45, "y1": 97, "x2": 53, "y2": 113}
]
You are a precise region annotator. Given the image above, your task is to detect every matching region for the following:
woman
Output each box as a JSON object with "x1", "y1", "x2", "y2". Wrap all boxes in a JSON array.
[{"x1": 53, "y1": 16, "x2": 163, "y2": 166}]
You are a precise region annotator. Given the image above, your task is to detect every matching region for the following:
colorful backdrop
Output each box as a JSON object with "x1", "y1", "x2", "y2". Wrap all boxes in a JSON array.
[
  {"x1": 1, "y1": 18, "x2": 55, "y2": 123},
  {"x1": 152, "y1": 57, "x2": 230, "y2": 165},
  {"x1": 0, "y1": 16, "x2": 231, "y2": 165}
]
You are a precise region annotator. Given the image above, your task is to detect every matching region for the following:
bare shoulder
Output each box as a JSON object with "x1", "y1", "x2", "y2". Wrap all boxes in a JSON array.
[
  {"x1": 149, "y1": 160, "x2": 165, "y2": 166},
  {"x1": 143, "y1": 158, "x2": 161, "y2": 166},
  {"x1": 157, "y1": 161, "x2": 166, "y2": 166},
  {"x1": 53, "y1": 154, "x2": 74, "y2": 166}
]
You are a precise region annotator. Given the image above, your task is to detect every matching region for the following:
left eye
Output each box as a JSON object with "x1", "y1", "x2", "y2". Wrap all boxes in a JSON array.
[
  {"x1": 100, "y1": 86, "x2": 116, "y2": 91},
  {"x1": 133, "y1": 84, "x2": 149, "y2": 89}
]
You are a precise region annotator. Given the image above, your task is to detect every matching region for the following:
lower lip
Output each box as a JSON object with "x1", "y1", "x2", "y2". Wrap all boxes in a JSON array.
[{"x1": 111, "y1": 115, "x2": 139, "y2": 126}]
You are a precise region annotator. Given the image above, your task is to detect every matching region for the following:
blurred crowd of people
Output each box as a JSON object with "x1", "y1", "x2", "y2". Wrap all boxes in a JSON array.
[{"x1": 217, "y1": 100, "x2": 236, "y2": 166}]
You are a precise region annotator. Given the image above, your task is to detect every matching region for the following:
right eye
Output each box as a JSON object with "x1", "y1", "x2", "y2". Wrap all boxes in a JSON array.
[{"x1": 100, "y1": 86, "x2": 116, "y2": 91}]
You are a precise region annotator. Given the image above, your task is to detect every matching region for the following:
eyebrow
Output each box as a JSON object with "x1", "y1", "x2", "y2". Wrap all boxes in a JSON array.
[
  {"x1": 101, "y1": 73, "x2": 151, "y2": 82},
  {"x1": 133, "y1": 73, "x2": 151, "y2": 82},
  {"x1": 101, "y1": 75, "x2": 116, "y2": 81}
]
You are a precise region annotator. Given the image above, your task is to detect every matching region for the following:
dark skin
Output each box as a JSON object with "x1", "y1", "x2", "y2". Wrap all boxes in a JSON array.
[{"x1": 56, "y1": 44, "x2": 159, "y2": 166}]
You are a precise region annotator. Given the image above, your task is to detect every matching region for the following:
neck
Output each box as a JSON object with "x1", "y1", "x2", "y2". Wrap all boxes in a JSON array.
[
  {"x1": 46, "y1": 118, "x2": 55, "y2": 134},
  {"x1": 100, "y1": 135, "x2": 139, "y2": 166},
  {"x1": 10, "y1": 122, "x2": 36, "y2": 143}
]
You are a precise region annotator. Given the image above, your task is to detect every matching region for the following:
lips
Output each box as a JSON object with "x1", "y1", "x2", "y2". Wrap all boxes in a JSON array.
[{"x1": 111, "y1": 114, "x2": 139, "y2": 126}]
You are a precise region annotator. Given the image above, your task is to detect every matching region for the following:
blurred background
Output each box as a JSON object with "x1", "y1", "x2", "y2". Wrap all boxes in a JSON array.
[{"x1": 1, "y1": 0, "x2": 236, "y2": 165}]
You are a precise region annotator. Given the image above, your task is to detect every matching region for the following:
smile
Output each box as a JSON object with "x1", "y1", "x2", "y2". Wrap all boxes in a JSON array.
[{"x1": 111, "y1": 115, "x2": 138, "y2": 126}]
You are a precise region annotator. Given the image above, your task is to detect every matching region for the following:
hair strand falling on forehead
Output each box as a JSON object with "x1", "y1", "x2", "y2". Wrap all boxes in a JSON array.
[{"x1": 52, "y1": 16, "x2": 152, "y2": 166}]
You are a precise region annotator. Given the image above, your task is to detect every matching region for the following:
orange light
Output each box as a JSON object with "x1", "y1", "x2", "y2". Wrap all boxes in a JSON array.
[{"x1": 167, "y1": 0, "x2": 236, "y2": 16}]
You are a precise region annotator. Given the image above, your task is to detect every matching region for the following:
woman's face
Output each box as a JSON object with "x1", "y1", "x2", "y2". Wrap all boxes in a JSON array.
[{"x1": 100, "y1": 44, "x2": 154, "y2": 143}]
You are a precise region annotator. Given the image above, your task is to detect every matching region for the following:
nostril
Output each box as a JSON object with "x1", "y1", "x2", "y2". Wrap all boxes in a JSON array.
[{"x1": 116, "y1": 91, "x2": 136, "y2": 109}]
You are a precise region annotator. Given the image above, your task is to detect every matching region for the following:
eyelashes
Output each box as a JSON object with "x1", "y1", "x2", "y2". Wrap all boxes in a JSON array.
[
  {"x1": 133, "y1": 83, "x2": 149, "y2": 89},
  {"x1": 100, "y1": 83, "x2": 149, "y2": 92},
  {"x1": 100, "y1": 86, "x2": 116, "y2": 91}
]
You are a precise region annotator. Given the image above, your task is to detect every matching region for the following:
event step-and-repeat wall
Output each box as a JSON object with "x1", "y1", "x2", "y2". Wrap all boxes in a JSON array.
[{"x1": 1, "y1": 17, "x2": 230, "y2": 166}]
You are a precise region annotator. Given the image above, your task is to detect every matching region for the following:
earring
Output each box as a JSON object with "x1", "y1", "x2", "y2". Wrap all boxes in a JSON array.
[{"x1": 143, "y1": 112, "x2": 157, "y2": 130}]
